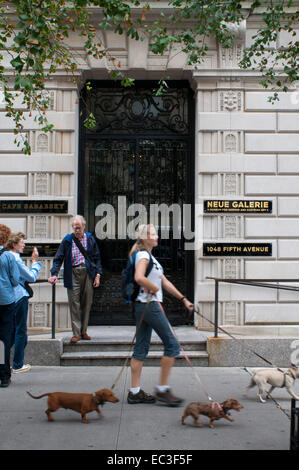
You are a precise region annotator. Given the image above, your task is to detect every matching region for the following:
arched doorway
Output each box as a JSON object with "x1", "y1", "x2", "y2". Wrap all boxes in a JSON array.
[{"x1": 79, "y1": 81, "x2": 195, "y2": 325}]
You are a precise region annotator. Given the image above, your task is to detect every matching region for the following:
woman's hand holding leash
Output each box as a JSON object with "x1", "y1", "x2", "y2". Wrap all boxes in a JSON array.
[
  {"x1": 182, "y1": 297, "x2": 194, "y2": 313},
  {"x1": 161, "y1": 275, "x2": 194, "y2": 313}
]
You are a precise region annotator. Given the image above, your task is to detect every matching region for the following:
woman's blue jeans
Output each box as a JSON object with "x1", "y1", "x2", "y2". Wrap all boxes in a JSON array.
[
  {"x1": 12, "y1": 296, "x2": 29, "y2": 370},
  {"x1": 0, "y1": 302, "x2": 15, "y2": 380},
  {"x1": 132, "y1": 301, "x2": 180, "y2": 361}
]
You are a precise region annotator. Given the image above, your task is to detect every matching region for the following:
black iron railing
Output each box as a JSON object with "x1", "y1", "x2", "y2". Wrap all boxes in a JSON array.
[
  {"x1": 30, "y1": 280, "x2": 56, "y2": 339},
  {"x1": 37, "y1": 276, "x2": 299, "y2": 341},
  {"x1": 290, "y1": 399, "x2": 299, "y2": 450},
  {"x1": 206, "y1": 277, "x2": 299, "y2": 338}
]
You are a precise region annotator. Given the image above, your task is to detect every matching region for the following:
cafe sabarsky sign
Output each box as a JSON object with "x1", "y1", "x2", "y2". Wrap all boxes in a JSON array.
[
  {"x1": 0, "y1": 200, "x2": 68, "y2": 213},
  {"x1": 203, "y1": 199, "x2": 272, "y2": 257}
]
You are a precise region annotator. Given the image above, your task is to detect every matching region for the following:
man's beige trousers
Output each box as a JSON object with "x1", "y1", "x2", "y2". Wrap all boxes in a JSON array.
[{"x1": 67, "y1": 265, "x2": 94, "y2": 337}]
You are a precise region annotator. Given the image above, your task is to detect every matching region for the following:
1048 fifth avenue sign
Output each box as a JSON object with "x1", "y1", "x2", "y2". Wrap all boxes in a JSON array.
[
  {"x1": 203, "y1": 243, "x2": 272, "y2": 257},
  {"x1": 204, "y1": 200, "x2": 272, "y2": 213},
  {"x1": 0, "y1": 200, "x2": 68, "y2": 213}
]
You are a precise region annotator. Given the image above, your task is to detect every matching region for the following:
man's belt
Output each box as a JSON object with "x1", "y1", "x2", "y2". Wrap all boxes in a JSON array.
[{"x1": 73, "y1": 263, "x2": 85, "y2": 268}]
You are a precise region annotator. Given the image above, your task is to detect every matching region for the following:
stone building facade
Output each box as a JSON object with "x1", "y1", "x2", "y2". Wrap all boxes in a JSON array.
[{"x1": 1, "y1": 7, "x2": 299, "y2": 333}]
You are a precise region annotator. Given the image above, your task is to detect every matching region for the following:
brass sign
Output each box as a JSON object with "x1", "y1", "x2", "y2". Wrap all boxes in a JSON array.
[
  {"x1": 204, "y1": 200, "x2": 272, "y2": 213},
  {"x1": 0, "y1": 200, "x2": 68, "y2": 213},
  {"x1": 203, "y1": 243, "x2": 272, "y2": 257},
  {"x1": 23, "y1": 243, "x2": 60, "y2": 257}
]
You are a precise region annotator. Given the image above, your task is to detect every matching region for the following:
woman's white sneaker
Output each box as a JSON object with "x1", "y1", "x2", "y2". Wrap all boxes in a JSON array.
[{"x1": 12, "y1": 364, "x2": 31, "y2": 374}]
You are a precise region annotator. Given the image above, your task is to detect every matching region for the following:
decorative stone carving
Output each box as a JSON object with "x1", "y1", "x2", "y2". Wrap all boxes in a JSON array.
[
  {"x1": 37, "y1": 133, "x2": 49, "y2": 153},
  {"x1": 35, "y1": 173, "x2": 48, "y2": 195},
  {"x1": 33, "y1": 302, "x2": 47, "y2": 327},
  {"x1": 224, "y1": 133, "x2": 237, "y2": 152},
  {"x1": 218, "y1": 20, "x2": 246, "y2": 69},
  {"x1": 224, "y1": 259, "x2": 237, "y2": 279},
  {"x1": 224, "y1": 302, "x2": 237, "y2": 325},
  {"x1": 49, "y1": 91, "x2": 55, "y2": 110},
  {"x1": 224, "y1": 173, "x2": 237, "y2": 195},
  {"x1": 41, "y1": 90, "x2": 55, "y2": 110},
  {"x1": 224, "y1": 216, "x2": 237, "y2": 237},
  {"x1": 219, "y1": 43, "x2": 244, "y2": 68},
  {"x1": 34, "y1": 216, "x2": 47, "y2": 238},
  {"x1": 219, "y1": 90, "x2": 242, "y2": 111}
]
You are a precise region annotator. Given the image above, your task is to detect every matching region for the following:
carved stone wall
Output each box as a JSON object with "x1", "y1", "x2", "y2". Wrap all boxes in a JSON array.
[
  {"x1": 0, "y1": 12, "x2": 298, "y2": 331},
  {"x1": 195, "y1": 18, "x2": 299, "y2": 329}
]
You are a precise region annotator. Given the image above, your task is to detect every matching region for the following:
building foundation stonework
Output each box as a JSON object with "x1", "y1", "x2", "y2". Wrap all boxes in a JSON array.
[{"x1": 1, "y1": 12, "x2": 299, "y2": 334}]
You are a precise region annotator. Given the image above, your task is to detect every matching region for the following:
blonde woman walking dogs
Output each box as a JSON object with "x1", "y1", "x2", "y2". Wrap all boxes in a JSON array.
[{"x1": 127, "y1": 224, "x2": 194, "y2": 406}]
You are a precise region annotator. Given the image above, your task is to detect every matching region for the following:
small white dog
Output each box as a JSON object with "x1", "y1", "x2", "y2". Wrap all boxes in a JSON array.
[{"x1": 246, "y1": 365, "x2": 299, "y2": 403}]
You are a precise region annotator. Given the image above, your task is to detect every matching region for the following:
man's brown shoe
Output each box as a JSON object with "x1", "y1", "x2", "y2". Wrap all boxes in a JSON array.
[
  {"x1": 154, "y1": 388, "x2": 184, "y2": 406},
  {"x1": 81, "y1": 333, "x2": 91, "y2": 340},
  {"x1": 70, "y1": 336, "x2": 80, "y2": 343}
]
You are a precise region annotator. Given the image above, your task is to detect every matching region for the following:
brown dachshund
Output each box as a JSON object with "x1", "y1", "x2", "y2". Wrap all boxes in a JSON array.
[
  {"x1": 181, "y1": 398, "x2": 243, "y2": 429},
  {"x1": 27, "y1": 388, "x2": 119, "y2": 423}
]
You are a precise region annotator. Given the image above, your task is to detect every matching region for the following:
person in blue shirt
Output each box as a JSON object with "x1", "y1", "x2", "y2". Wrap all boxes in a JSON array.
[
  {"x1": 7, "y1": 232, "x2": 42, "y2": 374},
  {"x1": 0, "y1": 224, "x2": 20, "y2": 388}
]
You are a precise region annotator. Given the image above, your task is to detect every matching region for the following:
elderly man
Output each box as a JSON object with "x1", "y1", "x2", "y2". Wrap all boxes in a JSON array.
[{"x1": 48, "y1": 215, "x2": 102, "y2": 343}]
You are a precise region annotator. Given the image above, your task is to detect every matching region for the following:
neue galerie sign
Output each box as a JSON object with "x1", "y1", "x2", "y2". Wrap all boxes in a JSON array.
[
  {"x1": 203, "y1": 199, "x2": 273, "y2": 257},
  {"x1": 0, "y1": 200, "x2": 68, "y2": 213},
  {"x1": 204, "y1": 200, "x2": 272, "y2": 213},
  {"x1": 203, "y1": 243, "x2": 272, "y2": 257}
]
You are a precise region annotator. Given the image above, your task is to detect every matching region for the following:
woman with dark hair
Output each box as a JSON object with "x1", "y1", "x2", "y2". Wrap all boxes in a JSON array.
[
  {"x1": 0, "y1": 224, "x2": 20, "y2": 388},
  {"x1": 7, "y1": 232, "x2": 42, "y2": 373}
]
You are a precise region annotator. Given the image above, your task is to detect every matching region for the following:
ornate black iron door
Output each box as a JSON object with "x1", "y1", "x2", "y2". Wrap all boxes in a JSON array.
[{"x1": 79, "y1": 82, "x2": 194, "y2": 325}]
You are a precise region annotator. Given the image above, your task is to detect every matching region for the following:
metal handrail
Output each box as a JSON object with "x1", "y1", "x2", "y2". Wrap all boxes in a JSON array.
[
  {"x1": 29, "y1": 280, "x2": 56, "y2": 339},
  {"x1": 35, "y1": 276, "x2": 299, "y2": 340},
  {"x1": 206, "y1": 277, "x2": 299, "y2": 338}
]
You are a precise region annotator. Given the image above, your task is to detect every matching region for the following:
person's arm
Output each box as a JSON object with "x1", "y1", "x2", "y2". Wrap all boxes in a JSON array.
[
  {"x1": 16, "y1": 249, "x2": 42, "y2": 283},
  {"x1": 48, "y1": 240, "x2": 65, "y2": 284},
  {"x1": 162, "y1": 275, "x2": 194, "y2": 312},
  {"x1": 16, "y1": 258, "x2": 41, "y2": 283},
  {"x1": 7, "y1": 253, "x2": 20, "y2": 287},
  {"x1": 134, "y1": 258, "x2": 159, "y2": 294}
]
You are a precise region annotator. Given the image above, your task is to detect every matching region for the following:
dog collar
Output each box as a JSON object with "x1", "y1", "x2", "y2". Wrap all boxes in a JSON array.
[
  {"x1": 211, "y1": 402, "x2": 224, "y2": 414},
  {"x1": 92, "y1": 393, "x2": 104, "y2": 406},
  {"x1": 92, "y1": 393, "x2": 99, "y2": 404},
  {"x1": 286, "y1": 369, "x2": 296, "y2": 380}
]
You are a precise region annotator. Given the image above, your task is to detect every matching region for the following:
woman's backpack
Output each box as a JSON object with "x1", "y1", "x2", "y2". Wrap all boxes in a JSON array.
[{"x1": 121, "y1": 250, "x2": 153, "y2": 303}]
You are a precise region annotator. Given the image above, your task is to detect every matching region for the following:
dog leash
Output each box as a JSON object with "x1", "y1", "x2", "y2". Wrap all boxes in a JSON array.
[
  {"x1": 194, "y1": 306, "x2": 276, "y2": 368},
  {"x1": 156, "y1": 299, "x2": 217, "y2": 403},
  {"x1": 194, "y1": 307, "x2": 292, "y2": 419},
  {"x1": 110, "y1": 294, "x2": 152, "y2": 391}
]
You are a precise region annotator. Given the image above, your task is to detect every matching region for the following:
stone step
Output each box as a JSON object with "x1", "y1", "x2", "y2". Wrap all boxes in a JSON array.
[
  {"x1": 63, "y1": 339, "x2": 207, "y2": 353},
  {"x1": 60, "y1": 350, "x2": 209, "y2": 367}
]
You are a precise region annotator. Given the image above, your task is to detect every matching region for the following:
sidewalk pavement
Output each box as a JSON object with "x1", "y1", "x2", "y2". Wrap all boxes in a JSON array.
[
  {"x1": 0, "y1": 363, "x2": 293, "y2": 451},
  {"x1": 26, "y1": 325, "x2": 216, "y2": 341}
]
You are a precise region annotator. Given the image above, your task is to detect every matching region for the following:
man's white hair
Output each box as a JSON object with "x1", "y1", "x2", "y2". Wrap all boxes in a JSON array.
[{"x1": 71, "y1": 215, "x2": 86, "y2": 226}]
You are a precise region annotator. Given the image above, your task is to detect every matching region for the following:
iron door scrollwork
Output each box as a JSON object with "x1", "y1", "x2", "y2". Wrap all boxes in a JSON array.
[{"x1": 80, "y1": 82, "x2": 194, "y2": 326}]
